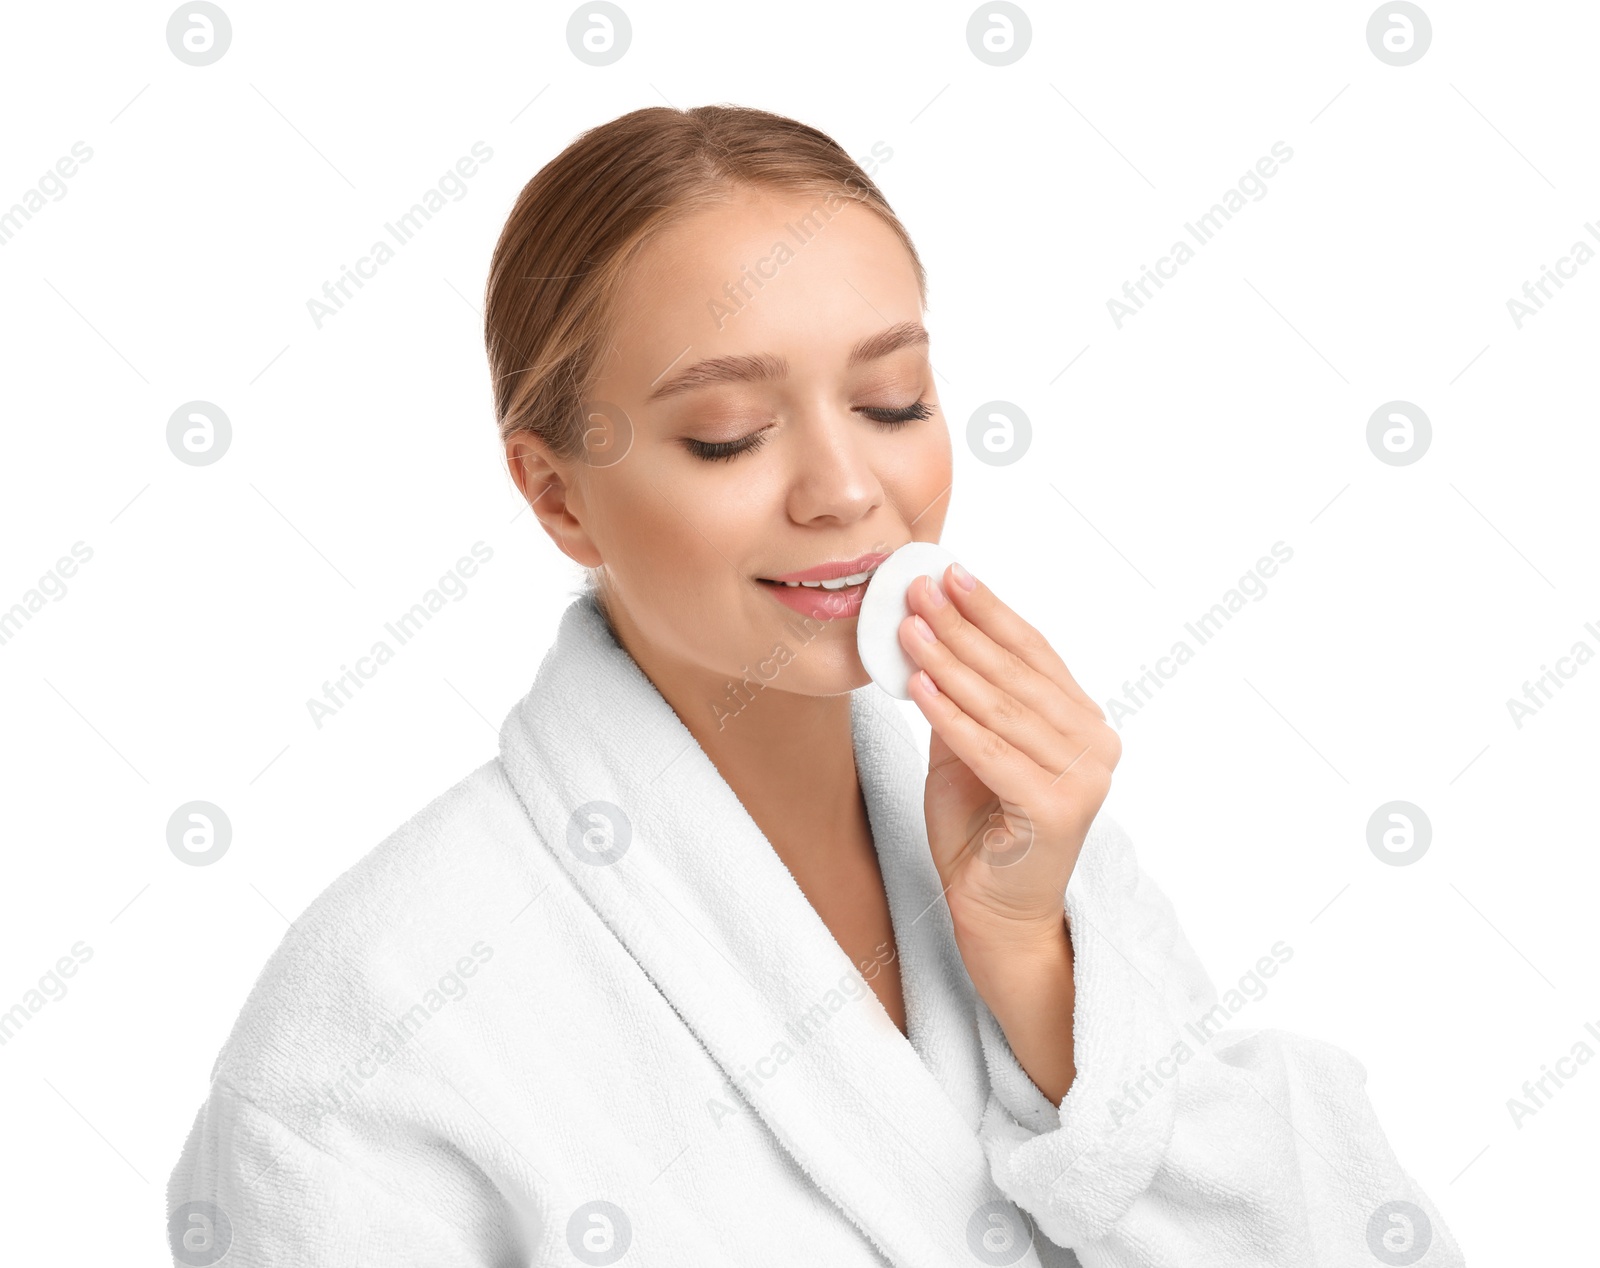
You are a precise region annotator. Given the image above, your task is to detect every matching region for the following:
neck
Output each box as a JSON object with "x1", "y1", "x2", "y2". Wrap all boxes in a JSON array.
[{"x1": 605, "y1": 598, "x2": 865, "y2": 866}]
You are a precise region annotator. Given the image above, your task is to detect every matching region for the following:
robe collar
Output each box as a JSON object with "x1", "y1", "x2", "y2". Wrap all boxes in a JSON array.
[{"x1": 497, "y1": 592, "x2": 1049, "y2": 1267}]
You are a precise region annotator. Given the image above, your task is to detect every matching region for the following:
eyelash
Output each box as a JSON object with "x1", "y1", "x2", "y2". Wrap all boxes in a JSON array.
[{"x1": 685, "y1": 400, "x2": 935, "y2": 463}]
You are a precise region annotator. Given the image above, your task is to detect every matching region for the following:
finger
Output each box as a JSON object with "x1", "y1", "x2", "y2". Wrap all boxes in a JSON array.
[
  {"x1": 912, "y1": 565, "x2": 1106, "y2": 723},
  {"x1": 898, "y1": 610, "x2": 1083, "y2": 778},
  {"x1": 907, "y1": 571, "x2": 1102, "y2": 734},
  {"x1": 903, "y1": 657, "x2": 1056, "y2": 810},
  {"x1": 907, "y1": 572, "x2": 1080, "y2": 738}
]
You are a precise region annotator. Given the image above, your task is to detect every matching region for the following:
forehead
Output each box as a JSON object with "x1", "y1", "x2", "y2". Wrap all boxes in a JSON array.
[{"x1": 603, "y1": 186, "x2": 923, "y2": 382}]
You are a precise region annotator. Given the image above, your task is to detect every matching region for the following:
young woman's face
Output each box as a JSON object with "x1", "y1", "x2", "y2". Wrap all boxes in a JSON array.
[{"x1": 539, "y1": 183, "x2": 951, "y2": 708}]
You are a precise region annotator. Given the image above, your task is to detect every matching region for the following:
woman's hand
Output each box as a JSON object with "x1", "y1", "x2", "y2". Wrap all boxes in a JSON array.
[
  {"x1": 898, "y1": 563, "x2": 1121, "y2": 956},
  {"x1": 893, "y1": 561, "x2": 1115, "y2": 1103}
]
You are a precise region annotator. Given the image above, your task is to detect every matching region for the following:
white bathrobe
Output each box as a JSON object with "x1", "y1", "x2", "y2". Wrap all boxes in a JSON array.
[{"x1": 169, "y1": 590, "x2": 1464, "y2": 1267}]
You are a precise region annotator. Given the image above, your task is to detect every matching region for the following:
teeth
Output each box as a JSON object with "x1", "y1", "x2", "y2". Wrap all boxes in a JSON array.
[{"x1": 777, "y1": 568, "x2": 876, "y2": 590}]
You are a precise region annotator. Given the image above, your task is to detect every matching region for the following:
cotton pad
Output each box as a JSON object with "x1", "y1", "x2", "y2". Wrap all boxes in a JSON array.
[{"x1": 856, "y1": 541, "x2": 962, "y2": 699}]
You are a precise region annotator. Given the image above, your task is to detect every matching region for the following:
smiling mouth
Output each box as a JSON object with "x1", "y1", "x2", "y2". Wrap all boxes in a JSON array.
[
  {"x1": 756, "y1": 550, "x2": 893, "y2": 590},
  {"x1": 757, "y1": 565, "x2": 880, "y2": 591}
]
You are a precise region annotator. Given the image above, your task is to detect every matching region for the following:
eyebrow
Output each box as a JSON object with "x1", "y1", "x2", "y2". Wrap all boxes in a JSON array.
[{"x1": 645, "y1": 320, "x2": 930, "y2": 403}]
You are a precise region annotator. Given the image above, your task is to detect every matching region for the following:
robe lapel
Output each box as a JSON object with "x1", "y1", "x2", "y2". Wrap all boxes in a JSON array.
[{"x1": 498, "y1": 594, "x2": 1048, "y2": 1267}]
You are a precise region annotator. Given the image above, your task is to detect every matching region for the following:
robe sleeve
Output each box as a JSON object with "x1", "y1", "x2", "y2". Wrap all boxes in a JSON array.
[
  {"x1": 971, "y1": 811, "x2": 1466, "y2": 1266},
  {"x1": 167, "y1": 1079, "x2": 495, "y2": 1266}
]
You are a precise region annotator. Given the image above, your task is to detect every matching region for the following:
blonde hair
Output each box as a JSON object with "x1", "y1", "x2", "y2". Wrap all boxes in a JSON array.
[{"x1": 482, "y1": 104, "x2": 926, "y2": 607}]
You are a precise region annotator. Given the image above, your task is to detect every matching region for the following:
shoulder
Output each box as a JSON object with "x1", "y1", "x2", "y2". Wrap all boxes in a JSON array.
[{"x1": 204, "y1": 756, "x2": 549, "y2": 1108}]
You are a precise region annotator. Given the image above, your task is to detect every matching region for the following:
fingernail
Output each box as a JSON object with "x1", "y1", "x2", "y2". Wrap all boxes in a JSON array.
[
  {"x1": 920, "y1": 670, "x2": 938, "y2": 694},
  {"x1": 923, "y1": 575, "x2": 947, "y2": 607},
  {"x1": 913, "y1": 614, "x2": 936, "y2": 643},
  {"x1": 951, "y1": 562, "x2": 975, "y2": 591}
]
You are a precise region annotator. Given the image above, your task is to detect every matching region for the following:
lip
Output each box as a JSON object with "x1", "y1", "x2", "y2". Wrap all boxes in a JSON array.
[
  {"x1": 758, "y1": 551, "x2": 892, "y2": 585},
  {"x1": 758, "y1": 576, "x2": 872, "y2": 621},
  {"x1": 754, "y1": 550, "x2": 894, "y2": 622}
]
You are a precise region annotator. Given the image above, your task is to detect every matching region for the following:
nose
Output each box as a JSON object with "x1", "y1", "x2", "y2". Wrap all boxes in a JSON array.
[{"x1": 782, "y1": 404, "x2": 884, "y2": 527}]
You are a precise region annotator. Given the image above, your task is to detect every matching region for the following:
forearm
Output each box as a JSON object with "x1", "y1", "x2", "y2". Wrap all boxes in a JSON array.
[{"x1": 958, "y1": 912, "x2": 1077, "y2": 1105}]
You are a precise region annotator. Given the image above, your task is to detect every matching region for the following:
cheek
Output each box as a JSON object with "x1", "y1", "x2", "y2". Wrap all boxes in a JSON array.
[
  {"x1": 893, "y1": 423, "x2": 953, "y2": 526},
  {"x1": 608, "y1": 468, "x2": 756, "y2": 599}
]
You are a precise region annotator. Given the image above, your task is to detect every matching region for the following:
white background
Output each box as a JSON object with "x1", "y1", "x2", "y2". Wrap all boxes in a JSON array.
[{"x1": 1, "y1": 0, "x2": 1595, "y2": 1261}]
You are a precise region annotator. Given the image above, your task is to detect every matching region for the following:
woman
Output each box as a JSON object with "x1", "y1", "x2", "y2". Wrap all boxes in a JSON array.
[{"x1": 168, "y1": 105, "x2": 1463, "y2": 1267}]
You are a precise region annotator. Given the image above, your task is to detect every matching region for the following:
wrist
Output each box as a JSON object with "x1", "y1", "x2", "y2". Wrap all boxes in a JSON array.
[
  {"x1": 950, "y1": 903, "x2": 1070, "y2": 961},
  {"x1": 958, "y1": 913, "x2": 1079, "y2": 1104},
  {"x1": 954, "y1": 909, "x2": 1073, "y2": 996}
]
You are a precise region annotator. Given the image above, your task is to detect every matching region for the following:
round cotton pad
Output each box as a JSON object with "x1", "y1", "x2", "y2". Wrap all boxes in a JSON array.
[{"x1": 856, "y1": 541, "x2": 962, "y2": 699}]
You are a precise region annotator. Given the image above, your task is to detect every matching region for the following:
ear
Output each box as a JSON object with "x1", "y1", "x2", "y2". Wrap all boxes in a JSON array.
[{"x1": 505, "y1": 432, "x2": 604, "y2": 568}]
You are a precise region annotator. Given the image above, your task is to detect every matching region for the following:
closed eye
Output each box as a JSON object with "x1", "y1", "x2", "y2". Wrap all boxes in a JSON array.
[
  {"x1": 683, "y1": 399, "x2": 935, "y2": 463},
  {"x1": 859, "y1": 399, "x2": 935, "y2": 426}
]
